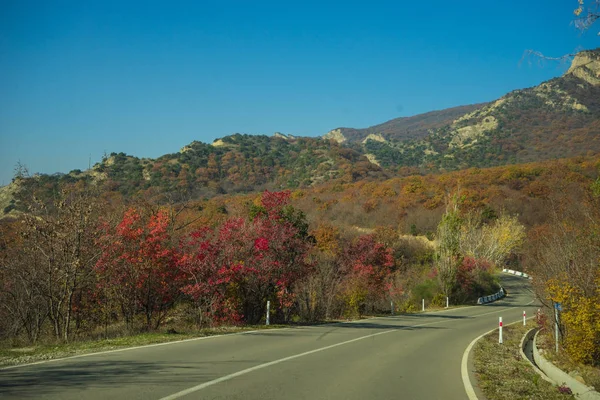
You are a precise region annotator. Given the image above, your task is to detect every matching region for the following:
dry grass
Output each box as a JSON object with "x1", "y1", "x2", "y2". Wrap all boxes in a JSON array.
[
  {"x1": 0, "y1": 324, "x2": 284, "y2": 368},
  {"x1": 473, "y1": 323, "x2": 575, "y2": 400}
]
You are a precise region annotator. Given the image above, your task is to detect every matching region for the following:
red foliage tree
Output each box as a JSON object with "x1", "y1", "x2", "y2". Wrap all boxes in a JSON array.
[
  {"x1": 95, "y1": 208, "x2": 183, "y2": 330},
  {"x1": 178, "y1": 191, "x2": 312, "y2": 325},
  {"x1": 339, "y1": 235, "x2": 395, "y2": 315}
]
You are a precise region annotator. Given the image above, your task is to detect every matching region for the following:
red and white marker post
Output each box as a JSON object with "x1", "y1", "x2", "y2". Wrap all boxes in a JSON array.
[
  {"x1": 523, "y1": 310, "x2": 526, "y2": 326},
  {"x1": 499, "y1": 317, "x2": 503, "y2": 344}
]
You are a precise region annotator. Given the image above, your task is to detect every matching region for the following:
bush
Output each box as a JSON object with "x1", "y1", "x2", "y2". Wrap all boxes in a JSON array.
[{"x1": 547, "y1": 276, "x2": 600, "y2": 365}]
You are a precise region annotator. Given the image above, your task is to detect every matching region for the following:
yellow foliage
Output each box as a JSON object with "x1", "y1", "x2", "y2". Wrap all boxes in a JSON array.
[
  {"x1": 546, "y1": 273, "x2": 600, "y2": 365},
  {"x1": 290, "y1": 190, "x2": 305, "y2": 199},
  {"x1": 372, "y1": 185, "x2": 397, "y2": 198},
  {"x1": 340, "y1": 279, "x2": 368, "y2": 318},
  {"x1": 312, "y1": 223, "x2": 341, "y2": 255},
  {"x1": 402, "y1": 177, "x2": 425, "y2": 194}
]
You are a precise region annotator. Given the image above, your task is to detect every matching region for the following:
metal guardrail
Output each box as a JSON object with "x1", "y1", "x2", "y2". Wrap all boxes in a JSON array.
[
  {"x1": 502, "y1": 268, "x2": 532, "y2": 279},
  {"x1": 477, "y1": 287, "x2": 505, "y2": 304}
]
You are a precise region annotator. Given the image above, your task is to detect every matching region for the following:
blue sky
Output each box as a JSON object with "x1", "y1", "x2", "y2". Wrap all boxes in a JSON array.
[{"x1": 0, "y1": 0, "x2": 598, "y2": 185}]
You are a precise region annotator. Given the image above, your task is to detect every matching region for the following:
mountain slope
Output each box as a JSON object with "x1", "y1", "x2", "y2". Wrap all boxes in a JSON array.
[
  {"x1": 323, "y1": 104, "x2": 485, "y2": 144},
  {"x1": 84, "y1": 133, "x2": 386, "y2": 198},
  {"x1": 331, "y1": 48, "x2": 600, "y2": 171},
  {"x1": 3, "y1": 49, "x2": 600, "y2": 217}
]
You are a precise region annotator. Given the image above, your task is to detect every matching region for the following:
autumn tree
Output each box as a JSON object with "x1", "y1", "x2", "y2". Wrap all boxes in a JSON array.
[
  {"x1": 339, "y1": 235, "x2": 395, "y2": 317},
  {"x1": 95, "y1": 207, "x2": 183, "y2": 330},
  {"x1": 12, "y1": 183, "x2": 102, "y2": 341},
  {"x1": 574, "y1": 0, "x2": 600, "y2": 34},
  {"x1": 435, "y1": 203, "x2": 462, "y2": 299},
  {"x1": 0, "y1": 219, "x2": 48, "y2": 342},
  {"x1": 178, "y1": 191, "x2": 313, "y2": 325},
  {"x1": 459, "y1": 212, "x2": 526, "y2": 267}
]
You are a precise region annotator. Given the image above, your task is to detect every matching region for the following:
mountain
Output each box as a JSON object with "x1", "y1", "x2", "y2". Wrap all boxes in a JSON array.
[
  {"x1": 325, "y1": 48, "x2": 600, "y2": 171},
  {"x1": 3, "y1": 49, "x2": 600, "y2": 217},
  {"x1": 322, "y1": 103, "x2": 485, "y2": 144},
  {"x1": 65, "y1": 134, "x2": 384, "y2": 197}
]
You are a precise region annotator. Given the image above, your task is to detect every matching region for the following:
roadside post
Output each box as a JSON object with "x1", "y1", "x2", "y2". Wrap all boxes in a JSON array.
[
  {"x1": 554, "y1": 302, "x2": 561, "y2": 353},
  {"x1": 422, "y1": 299, "x2": 425, "y2": 312},
  {"x1": 523, "y1": 310, "x2": 526, "y2": 326},
  {"x1": 266, "y1": 300, "x2": 270, "y2": 326},
  {"x1": 391, "y1": 301, "x2": 394, "y2": 315},
  {"x1": 499, "y1": 317, "x2": 503, "y2": 344},
  {"x1": 446, "y1": 297, "x2": 449, "y2": 308}
]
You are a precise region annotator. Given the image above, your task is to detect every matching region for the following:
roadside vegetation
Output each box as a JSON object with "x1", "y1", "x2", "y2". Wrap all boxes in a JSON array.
[
  {"x1": 474, "y1": 323, "x2": 574, "y2": 400},
  {"x1": 527, "y1": 176, "x2": 600, "y2": 376},
  {"x1": 0, "y1": 181, "x2": 524, "y2": 361},
  {"x1": 2, "y1": 155, "x2": 599, "y2": 370}
]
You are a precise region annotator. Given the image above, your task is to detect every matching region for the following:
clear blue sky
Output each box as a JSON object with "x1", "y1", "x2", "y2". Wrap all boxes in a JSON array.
[{"x1": 0, "y1": 0, "x2": 597, "y2": 185}]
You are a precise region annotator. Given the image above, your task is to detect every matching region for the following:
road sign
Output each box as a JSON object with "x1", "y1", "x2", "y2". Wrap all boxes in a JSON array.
[{"x1": 554, "y1": 302, "x2": 562, "y2": 311}]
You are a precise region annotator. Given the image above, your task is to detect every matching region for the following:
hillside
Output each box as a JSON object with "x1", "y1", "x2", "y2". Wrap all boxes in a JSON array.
[
  {"x1": 327, "y1": 49, "x2": 600, "y2": 171},
  {"x1": 3, "y1": 133, "x2": 386, "y2": 216},
  {"x1": 322, "y1": 103, "x2": 485, "y2": 144},
  {"x1": 3, "y1": 49, "x2": 600, "y2": 217}
]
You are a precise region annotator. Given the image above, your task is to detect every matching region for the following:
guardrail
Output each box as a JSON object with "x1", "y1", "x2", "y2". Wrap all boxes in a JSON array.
[
  {"x1": 477, "y1": 287, "x2": 505, "y2": 304},
  {"x1": 502, "y1": 268, "x2": 532, "y2": 279}
]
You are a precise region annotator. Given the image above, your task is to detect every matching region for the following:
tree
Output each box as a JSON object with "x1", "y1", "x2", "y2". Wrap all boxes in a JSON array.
[
  {"x1": 339, "y1": 235, "x2": 395, "y2": 317},
  {"x1": 178, "y1": 191, "x2": 313, "y2": 325},
  {"x1": 436, "y1": 203, "x2": 462, "y2": 298},
  {"x1": 523, "y1": 1, "x2": 599, "y2": 64},
  {"x1": 17, "y1": 183, "x2": 102, "y2": 341},
  {"x1": 459, "y1": 212, "x2": 525, "y2": 267},
  {"x1": 95, "y1": 207, "x2": 183, "y2": 330},
  {"x1": 574, "y1": 0, "x2": 600, "y2": 35},
  {"x1": 0, "y1": 219, "x2": 48, "y2": 342}
]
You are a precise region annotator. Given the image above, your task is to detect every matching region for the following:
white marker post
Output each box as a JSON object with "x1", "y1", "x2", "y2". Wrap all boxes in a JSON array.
[
  {"x1": 422, "y1": 299, "x2": 425, "y2": 312},
  {"x1": 554, "y1": 305, "x2": 559, "y2": 353},
  {"x1": 523, "y1": 310, "x2": 526, "y2": 326},
  {"x1": 446, "y1": 296, "x2": 449, "y2": 308},
  {"x1": 391, "y1": 301, "x2": 394, "y2": 315},
  {"x1": 499, "y1": 317, "x2": 503, "y2": 344},
  {"x1": 266, "y1": 301, "x2": 270, "y2": 326}
]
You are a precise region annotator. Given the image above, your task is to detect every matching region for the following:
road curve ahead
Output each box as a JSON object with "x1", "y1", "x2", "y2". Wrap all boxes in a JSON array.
[{"x1": 0, "y1": 275, "x2": 538, "y2": 400}]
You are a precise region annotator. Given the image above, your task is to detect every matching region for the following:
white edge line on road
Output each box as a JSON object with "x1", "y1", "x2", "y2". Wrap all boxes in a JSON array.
[
  {"x1": 461, "y1": 300, "x2": 536, "y2": 400},
  {"x1": 159, "y1": 318, "x2": 455, "y2": 400},
  {"x1": 2, "y1": 273, "x2": 527, "y2": 371},
  {"x1": 0, "y1": 314, "x2": 403, "y2": 371},
  {"x1": 0, "y1": 306, "x2": 479, "y2": 371},
  {"x1": 0, "y1": 328, "x2": 283, "y2": 371},
  {"x1": 1, "y1": 297, "x2": 534, "y2": 373}
]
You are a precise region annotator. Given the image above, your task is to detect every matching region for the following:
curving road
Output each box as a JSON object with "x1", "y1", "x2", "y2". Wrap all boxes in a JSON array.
[{"x1": 0, "y1": 274, "x2": 538, "y2": 400}]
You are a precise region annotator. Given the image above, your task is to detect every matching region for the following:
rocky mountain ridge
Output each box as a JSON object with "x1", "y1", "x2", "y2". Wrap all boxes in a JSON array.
[
  {"x1": 344, "y1": 48, "x2": 600, "y2": 170},
  {"x1": 3, "y1": 49, "x2": 599, "y2": 217}
]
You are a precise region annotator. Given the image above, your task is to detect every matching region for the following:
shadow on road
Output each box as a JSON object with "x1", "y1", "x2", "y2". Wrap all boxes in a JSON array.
[
  {"x1": 395, "y1": 314, "x2": 469, "y2": 319},
  {"x1": 0, "y1": 359, "x2": 248, "y2": 397}
]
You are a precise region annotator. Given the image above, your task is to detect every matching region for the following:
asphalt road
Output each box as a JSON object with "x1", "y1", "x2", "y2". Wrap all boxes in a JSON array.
[{"x1": 0, "y1": 274, "x2": 539, "y2": 400}]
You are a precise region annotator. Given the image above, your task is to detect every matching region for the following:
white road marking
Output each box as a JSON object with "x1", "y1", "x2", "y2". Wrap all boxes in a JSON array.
[
  {"x1": 158, "y1": 318, "x2": 457, "y2": 400},
  {"x1": 0, "y1": 329, "x2": 278, "y2": 371},
  {"x1": 0, "y1": 302, "x2": 498, "y2": 371},
  {"x1": 462, "y1": 327, "x2": 496, "y2": 400},
  {"x1": 461, "y1": 300, "x2": 537, "y2": 400}
]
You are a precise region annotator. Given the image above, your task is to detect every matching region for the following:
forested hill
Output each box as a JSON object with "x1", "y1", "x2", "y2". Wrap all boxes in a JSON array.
[
  {"x1": 1, "y1": 133, "x2": 385, "y2": 214},
  {"x1": 324, "y1": 48, "x2": 600, "y2": 171},
  {"x1": 2, "y1": 49, "x2": 600, "y2": 215}
]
